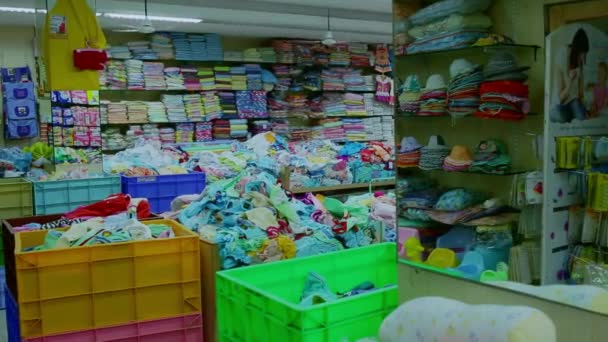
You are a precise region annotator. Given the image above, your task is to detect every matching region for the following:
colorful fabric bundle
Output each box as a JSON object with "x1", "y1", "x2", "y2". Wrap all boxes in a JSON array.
[
  {"x1": 447, "y1": 59, "x2": 483, "y2": 118},
  {"x1": 399, "y1": 75, "x2": 422, "y2": 115},
  {"x1": 475, "y1": 52, "x2": 530, "y2": 121},
  {"x1": 418, "y1": 74, "x2": 447, "y2": 116}
]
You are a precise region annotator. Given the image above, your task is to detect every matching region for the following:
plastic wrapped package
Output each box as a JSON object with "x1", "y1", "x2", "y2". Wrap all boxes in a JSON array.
[{"x1": 409, "y1": 0, "x2": 492, "y2": 26}]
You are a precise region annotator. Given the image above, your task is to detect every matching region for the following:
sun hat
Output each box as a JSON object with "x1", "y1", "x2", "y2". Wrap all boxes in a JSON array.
[
  {"x1": 450, "y1": 59, "x2": 477, "y2": 78},
  {"x1": 424, "y1": 135, "x2": 449, "y2": 150},
  {"x1": 402, "y1": 74, "x2": 422, "y2": 92},
  {"x1": 424, "y1": 74, "x2": 447, "y2": 91},
  {"x1": 400, "y1": 136, "x2": 423, "y2": 153},
  {"x1": 444, "y1": 145, "x2": 474, "y2": 166},
  {"x1": 484, "y1": 51, "x2": 530, "y2": 78}
]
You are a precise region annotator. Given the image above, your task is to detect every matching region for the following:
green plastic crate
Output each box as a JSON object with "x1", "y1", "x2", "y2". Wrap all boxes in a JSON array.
[
  {"x1": 0, "y1": 178, "x2": 33, "y2": 221},
  {"x1": 217, "y1": 243, "x2": 398, "y2": 342}
]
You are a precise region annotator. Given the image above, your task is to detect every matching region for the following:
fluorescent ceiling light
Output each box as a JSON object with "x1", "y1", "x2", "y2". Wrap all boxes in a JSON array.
[
  {"x1": 104, "y1": 13, "x2": 202, "y2": 23},
  {"x1": 0, "y1": 7, "x2": 39, "y2": 13},
  {"x1": 0, "y1": 7, "x2": 96, "y2": 15}
]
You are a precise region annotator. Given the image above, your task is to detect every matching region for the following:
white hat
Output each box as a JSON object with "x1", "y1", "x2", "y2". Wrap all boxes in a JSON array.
[
  {"x1": 450, "y1": 59, "x2": 476, "y2": 78},
  {"x1": 424, "y1": 74, "x2": 446, "y2": 90}
]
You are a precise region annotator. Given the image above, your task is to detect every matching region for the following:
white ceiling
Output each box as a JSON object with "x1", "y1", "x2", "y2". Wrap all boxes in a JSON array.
[{"x1": 0, "y1": 0, "x2": 392, "y2": 43}]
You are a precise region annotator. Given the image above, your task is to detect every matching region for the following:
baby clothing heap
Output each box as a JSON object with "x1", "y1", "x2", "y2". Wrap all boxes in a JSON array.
[
  {"x1": 398, "y1": 75, "x2": 421, "y2": 115},
  {"x1": 419, "y1": 135, "x2": 450, "y2": 170},
  {"x1": 443, "y1": 145, "x2": 473, "y2": 172},
  {"x1": 418, "y1": 74, "x2": 448, "y2": 116},
  {"x1": 470, "y1": 139, "x2": 512, "y2": 174},
  {"x1": 447, "y1": 59, "x2": 483, "y2": 118},
  {"x1": 476, "y1": 52, "x2": 530, "y2": 121},
  {"x1": 397, "y1": 136, "x2": 422, "y2": 168}
]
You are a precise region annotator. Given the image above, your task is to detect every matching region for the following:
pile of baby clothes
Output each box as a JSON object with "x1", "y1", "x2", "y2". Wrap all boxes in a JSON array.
[
  {"x1": 418, "y1": 135, "x2": 450, "y2": 170},
  {"x1": 447, "y1": 59, "x2": 484, "y2": 118},
  {"x1": 178, "y1": 170, "x2": 380, "y2": 269},
  {"x1": 443, "y1": 145, "x2": 473, "y2": 172},
  {"x1": 398, "y1": 75, "x2": 422, "y2": 115},
  {"x1": 418, "y1": 74, "x2": 448, "y2": 116},
  {"x1": 469, "y1": 139, "x2": 512, "y2": 174},
  {"x1": 397, "y1": 137, "x2": 422, "y2": 168},
  {"x1": 475, "y1": 52, "x2": 530, "y2": 121}
]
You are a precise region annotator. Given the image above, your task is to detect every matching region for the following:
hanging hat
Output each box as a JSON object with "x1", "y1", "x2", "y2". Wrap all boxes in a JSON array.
[
  {"x1": 424, "y1": 74, "x2": 447, "y2": 91},
  {"x1": 450, "y1": 59, "x2": 477, "y2": 78},
  {"x1": 444, "y1": 145, "x2": 474, "y2": 166},
  {"x1": 484, "y1": 52, "x2": 530, "y2": 78},
  {"x1": 400, "y1": 136, "x2": 423, "y2": 153}
]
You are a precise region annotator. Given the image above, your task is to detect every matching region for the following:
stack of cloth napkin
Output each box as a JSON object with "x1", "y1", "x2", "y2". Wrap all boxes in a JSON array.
[
  {"x1": 230, "y1": 119, "x2": 248, "y2": 138},
  {"x1": 143, "y1": 62, "x2": 166, "y2": 90},
  {"x1": 447, "y1": 59, "x2": 484, "y2": 118},
  {"x1": 419, "y1": 135, "x2": 450, "y2": 170},
  {"x1": 146, "y1": 102, "x2": 167, "y2": 122},
  {"x1": 125, "y1": 59, "x2": 144, "y2": 90},
  {"x1": 418, "y1": 74, "x2": 447, "y2": 116},
  {"x1": 397, "y1": 136, "x2": 422, "y2": 168},
  {"x1": 164, "y1": 67, "x2": 185, "y2": 90},
  {"x1": 476, "y1": 52, "x2": 530, "y2": 121},
  {"x1": 202, "y1": 92, "x2": 223, "y2": 121},
  {"x1": 151, "y1": 33, "x2": 174, "y2": 59},
  {"x1": 398, "y1": 75, "x2": 421, "y2": 115},
  {"x1": 443, "y1": 145, "x2": 474, "y2": 172},
  {"x1": 470, "y1": 139, "x2": 512, "y2": 174}
]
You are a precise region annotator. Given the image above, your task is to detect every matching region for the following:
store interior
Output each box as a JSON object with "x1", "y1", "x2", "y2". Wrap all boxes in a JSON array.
[{"x1": 0, "y1": 0, "x2": 607, "y2": 341}]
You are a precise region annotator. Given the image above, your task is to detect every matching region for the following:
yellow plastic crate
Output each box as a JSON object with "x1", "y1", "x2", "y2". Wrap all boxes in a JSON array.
[
  {"x1": 14, "y1": 219, "x2": 201, "y2": 339},
  {"x1": 0, "y1": 178, "x2": 33, "y2": 219}
]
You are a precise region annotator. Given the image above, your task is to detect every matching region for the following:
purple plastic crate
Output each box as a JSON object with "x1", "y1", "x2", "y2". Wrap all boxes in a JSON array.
[
  {"x1": 121, "y1": 172, "x2": 205, "y2": 213},
  {"x1": 5, "y1": 285, "x2": 20, "y2": 342}
]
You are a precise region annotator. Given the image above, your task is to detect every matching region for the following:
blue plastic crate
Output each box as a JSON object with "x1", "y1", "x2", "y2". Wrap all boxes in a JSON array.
[
  {"x1": 121, "y1": 172, "x2": 206, "y2": 213},
  {"x1": 33, "y1": 176, "x2": 121, "y2": 215},
  {"x1": 5, "y1": 285, "x2": 19, "y2": 342}
]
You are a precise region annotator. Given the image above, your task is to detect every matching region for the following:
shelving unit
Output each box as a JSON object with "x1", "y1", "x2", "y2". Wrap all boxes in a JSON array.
[
  {"x1": 99, "y1": 39, "x2": 395, "y2": 151},
  {"x1": 394, "y1": 0, "x2": 543, "y2": 285}
]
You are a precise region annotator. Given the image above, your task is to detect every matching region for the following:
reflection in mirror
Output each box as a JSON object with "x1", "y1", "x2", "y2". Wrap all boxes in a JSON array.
[{"x1": 394, "y1": 0, "x2": 608, "y2": 316}]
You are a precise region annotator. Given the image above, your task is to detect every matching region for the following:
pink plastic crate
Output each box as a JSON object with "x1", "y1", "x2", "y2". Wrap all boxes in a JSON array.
[{"x1": 24, "y1": 313, "x2": 202, "y2": 342}]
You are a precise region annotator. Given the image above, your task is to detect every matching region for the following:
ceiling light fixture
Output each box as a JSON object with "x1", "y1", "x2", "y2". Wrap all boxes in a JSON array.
[
  {"x1": 321, "y1": 8, "x2": 337, "y2": 46},
  {"x1": 104, "y1": 13, "x2": 202, "y2": 23}
]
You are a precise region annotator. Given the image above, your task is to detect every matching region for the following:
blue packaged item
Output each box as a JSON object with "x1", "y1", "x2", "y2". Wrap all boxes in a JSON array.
[
  {"x1": 51, "y1": 90, "x2": 72, "y2": 104},
  {"x1": 4, "y1": 83, "x2": 35, "y2": 101},
  {"x1": 1, "y1": 66, "x2": 31, "y2": 83},
  {"x1": 6, "y1": 99, "x2": 36, "y2": 120},
  {"x1": 62, "y1": 108, "x2": 74, "y2": 125},
  {"x1": 7, "y1": 119, "x2": 38, "y2": 138}
]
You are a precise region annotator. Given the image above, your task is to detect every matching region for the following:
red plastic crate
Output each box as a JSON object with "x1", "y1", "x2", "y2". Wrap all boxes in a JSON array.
[{"x1": 23, "y1": 313, "x2": 203, "y2": 342}]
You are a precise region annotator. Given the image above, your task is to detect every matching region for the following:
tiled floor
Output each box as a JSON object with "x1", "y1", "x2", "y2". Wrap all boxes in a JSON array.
[{"x1": 0, "y1": 309, "x2": 6, "y2": 341}]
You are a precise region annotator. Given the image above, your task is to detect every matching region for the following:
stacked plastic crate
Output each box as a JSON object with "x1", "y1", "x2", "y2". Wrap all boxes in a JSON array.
[{"x1": 3, "y1": 219, "x2": 202, "y2": 342}]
